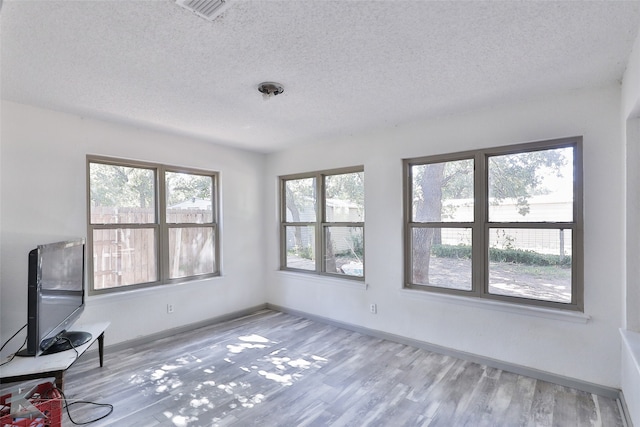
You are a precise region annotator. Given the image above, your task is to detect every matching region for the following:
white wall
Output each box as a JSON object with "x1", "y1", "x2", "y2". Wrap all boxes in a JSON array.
[
  {"x1": 621, "y1": 19, "x2": 640, "y2": 426},
  {"x1": 0, "y1": 80, "x2": 631, "y2": 415},
  {"x1": 265, "y1": 85, "x2": 625, "y2": 389},
  {"x1": 0, "y1": 101, "x2": 266, "y2": 349},
  {"x1": 1, "y1": 85, "x2": 627, "y2": 395},
  {"x1": 623, "y1": 13, "x2": 640, "y2": 335}
]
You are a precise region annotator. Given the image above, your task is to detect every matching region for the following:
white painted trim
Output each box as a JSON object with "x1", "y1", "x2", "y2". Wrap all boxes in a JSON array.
[
  {"x1": 86, "y1": 275, "x2": 226, "y2": 304},
  {"x1": 619, "y1": 391, "x2": 633, "y2": 427},
  {"x1": 620, "y1": 329, "x2": 640, "y2": 427},
  {"x1": 399, "y1": 288, "x2": 591, "y2": 324}
]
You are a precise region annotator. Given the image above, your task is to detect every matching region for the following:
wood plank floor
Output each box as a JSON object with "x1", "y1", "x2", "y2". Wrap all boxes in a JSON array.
[{"x1": 61, "y1": 310, "x2": 624, "y2": 426}]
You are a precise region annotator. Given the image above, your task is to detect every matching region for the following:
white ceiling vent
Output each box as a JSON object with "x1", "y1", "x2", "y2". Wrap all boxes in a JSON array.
[{"x1": 175, "y1": 0, "x2": 232, "y2": 22}]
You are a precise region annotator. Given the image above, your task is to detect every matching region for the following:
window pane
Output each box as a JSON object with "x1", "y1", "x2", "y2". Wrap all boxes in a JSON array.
[
  {"x1": 411, "y1": 227, "x2": 472, "y2": 291},
  {"x1": 89, "y1": 163, "x2": 155, "y2": 224},
  {"x1": 166, "y1": 172, "x2": 213, "y2": 224},
  {"x1": 488, "y1": 228, "x2": 572, "y2": 303},
  {"x1": 92, "y1": 228, "x2": 157, "y2": 289},
  {"x1": 488, "y1": 147, "x2": 574, "y2": 222},
  {"x1": 285, "y1": 225, "x2": 315, "y2": 270},
  {"x1": 285, "y1": 178, "x2": 316, "y2": 222},
  {"x1": 412, "y1": 159, "x2": 474, "y2": 222},
  {"x1": 324, "y1": 227, "x2": 363, "y2": 276},
  {"x1": 325, "y1": 172, "x2": 364, "y2": 222},
  {"x1": 168, "y1": 227, "x2": 215, "y2": 279}
]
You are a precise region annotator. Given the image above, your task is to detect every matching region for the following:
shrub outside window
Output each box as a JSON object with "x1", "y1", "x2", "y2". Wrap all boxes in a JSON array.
[
  {"x1": 88, "y1": 156, "x2": 219, "y2": 294},
  {"x1": 281, "y1": 167, "x2": 364, "y2": 279},
  {"x1": 404, "y1": 137, "x2": 583, "y2": 311}
]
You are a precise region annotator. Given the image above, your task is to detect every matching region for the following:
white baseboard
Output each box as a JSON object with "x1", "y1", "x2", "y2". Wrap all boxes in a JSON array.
[{"x1": 621, "y1": 329, "x2": 640, "y2": 427}]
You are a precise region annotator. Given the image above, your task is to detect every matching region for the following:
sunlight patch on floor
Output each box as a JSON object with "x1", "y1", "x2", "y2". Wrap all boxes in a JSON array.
[
  {"x1": 129, "y1": 332, "x2": 331, "y2": 425},
  {"x1": 257, "y1": 370, "x2": 294, "y2": 385},
  {"x1": 227, "y1": 342, "x2": 268, "y2": 353},
  {"x1": 163, "y1": 411, "x2": 199, "y2": 426},
  {"x1": 239, "y1": 334, "x2": 271, "y2": 343}
]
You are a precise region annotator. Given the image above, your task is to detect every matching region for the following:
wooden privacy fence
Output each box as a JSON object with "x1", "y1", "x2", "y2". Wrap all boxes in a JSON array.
[
  {"x1": 93, "y1": 228, "x2": 157, "y2": 289},
  {"x1": 91, "y1": 207, "x2": 214, "y2": 289}
]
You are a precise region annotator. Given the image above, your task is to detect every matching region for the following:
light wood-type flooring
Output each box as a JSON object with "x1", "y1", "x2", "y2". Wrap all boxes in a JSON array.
[{"x1": 61, "y1": 310, "x2": 624, "y2": 426}]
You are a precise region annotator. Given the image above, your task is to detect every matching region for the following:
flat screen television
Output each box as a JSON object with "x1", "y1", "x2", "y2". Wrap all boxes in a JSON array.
[{"x1": 17, "y1": 238, "x2": 92, "y2": 357}]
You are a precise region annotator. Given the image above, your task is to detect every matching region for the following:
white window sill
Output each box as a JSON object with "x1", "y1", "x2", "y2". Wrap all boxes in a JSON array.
[
  {"x1": 399, "y1": 288, "x2": 590, "y2": 324},
  {"x1": 275, "y1": 270, "x2": 367, "y2": 290},
  {"x1": 87, "y1": 275, "x2": 224, "y2": 302}
]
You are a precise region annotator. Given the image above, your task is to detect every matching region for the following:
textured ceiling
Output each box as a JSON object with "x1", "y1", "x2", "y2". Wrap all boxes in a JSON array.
[{"x1": 2, "y1": 1, "x2": 639, "y2": 153}]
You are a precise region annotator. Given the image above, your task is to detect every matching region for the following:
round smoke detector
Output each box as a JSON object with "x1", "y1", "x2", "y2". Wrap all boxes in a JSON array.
[{"x1": 258, "y1": 82, "x2": 284, "y2": 99}]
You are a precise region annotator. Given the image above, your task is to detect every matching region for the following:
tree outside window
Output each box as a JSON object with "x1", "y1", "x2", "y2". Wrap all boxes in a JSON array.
[
  {"x1": 88, "y1": 157, "x2": 219, "y2": 293},
  {"x1": 281, "y1": 167, "x2": 364, "y2": 278},
  {"x1": 405, "y1": 138, "x2": 582, "y2": 310}
]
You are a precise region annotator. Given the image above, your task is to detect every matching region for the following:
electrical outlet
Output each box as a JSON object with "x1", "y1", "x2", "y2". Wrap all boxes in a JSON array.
[
  {"x1": 369, "y1": 303, "x2": 377, "y2": 314},
  {"x1": 167, "y1": 303, "x2": 174, "y2": 314}
]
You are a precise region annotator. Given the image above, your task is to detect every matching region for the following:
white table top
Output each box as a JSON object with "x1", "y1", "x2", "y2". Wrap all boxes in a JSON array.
[{"x1": 0, "y1": 321, "x2": 110, "y2": 378}]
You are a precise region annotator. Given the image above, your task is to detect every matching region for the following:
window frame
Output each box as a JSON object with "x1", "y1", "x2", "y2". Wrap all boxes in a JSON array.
[
  {"x1": 280, "y1": 166, "x2": 365, "y2": 280},
  {"x1": 87, "y1": 155, "x2": 220, "y2": 295},
  {"x1": 403, "y1": 137, "x2": 583, "y2": 311}
]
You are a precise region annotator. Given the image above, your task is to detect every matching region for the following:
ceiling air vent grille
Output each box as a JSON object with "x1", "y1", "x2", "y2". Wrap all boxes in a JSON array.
[{"x1": 175, "y1": 0, "x2": 232, "y2": 22}]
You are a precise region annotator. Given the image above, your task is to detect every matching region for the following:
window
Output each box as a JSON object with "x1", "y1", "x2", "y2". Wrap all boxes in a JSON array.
[
  {"x1": 281, "y1": 167, "x2": 364, "y2": 279},
  {"x1": 87, "y1": 156, "x2": 219, "y2": 293},
  {"x1": 404, "y1": 137, "x2": 583, "y2": 310}
]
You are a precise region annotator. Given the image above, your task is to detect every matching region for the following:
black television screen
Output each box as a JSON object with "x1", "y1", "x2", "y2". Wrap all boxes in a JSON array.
[{"x1": 18, "y1": 238, "x2": 91, "y2": 357}]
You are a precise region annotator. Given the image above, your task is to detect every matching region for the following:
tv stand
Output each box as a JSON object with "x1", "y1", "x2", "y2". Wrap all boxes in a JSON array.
[{"x1": 0, "y1": 322, "x2": 109, "y2": 390}]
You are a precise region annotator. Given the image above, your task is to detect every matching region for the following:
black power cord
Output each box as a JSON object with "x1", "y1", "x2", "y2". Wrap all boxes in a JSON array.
[
  {"x1": 0, "y1": 324, "x2": 27, "y2": 367},
  {"x1": 61, "y1": 336, "x2": 80, "y2": 362},
  {"x1": 54, "y1": 336, "x2": 113, "y2": 424},
  {"x1": 55, "y1": 387, "x2": 114, "y2": 425},
  {"x1": 2, "y1": 333, "x2": 114, "y2": 424}
]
